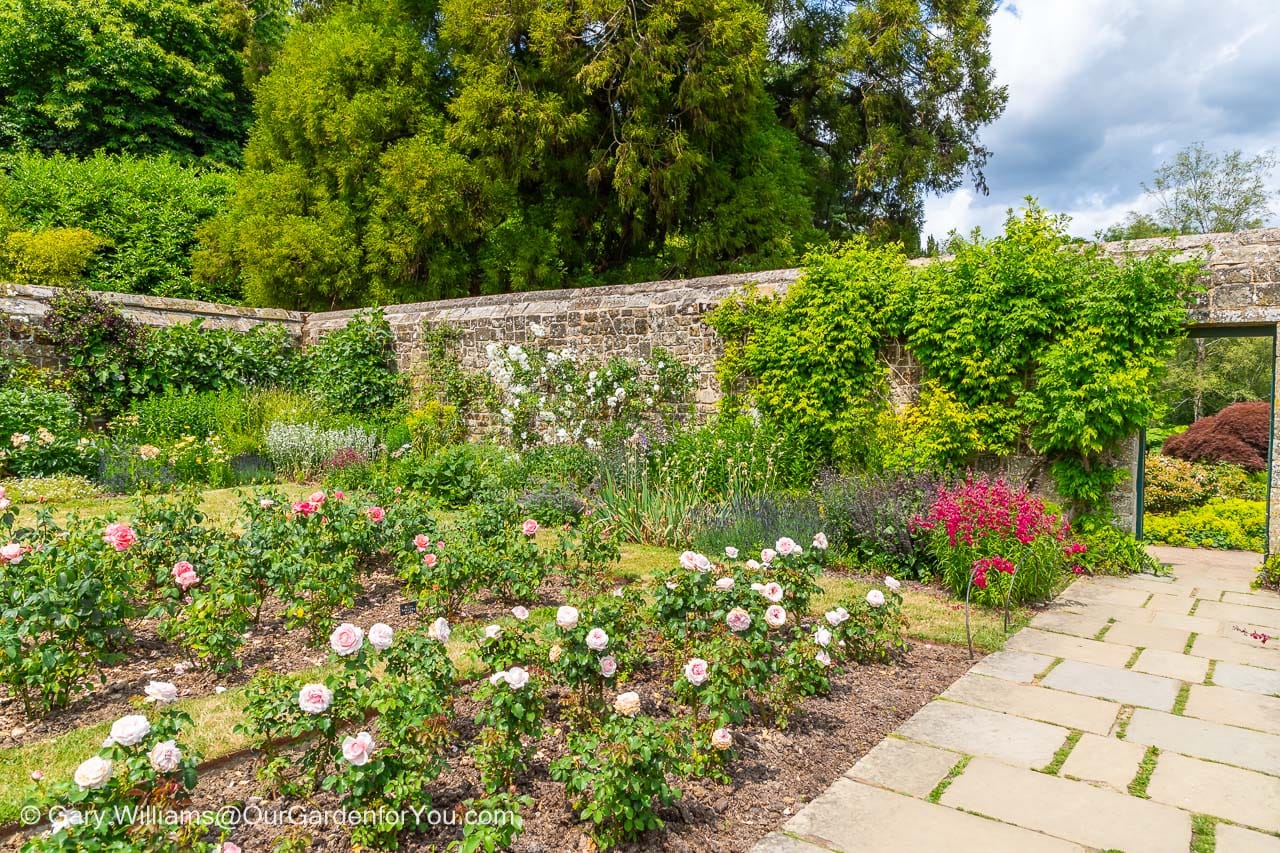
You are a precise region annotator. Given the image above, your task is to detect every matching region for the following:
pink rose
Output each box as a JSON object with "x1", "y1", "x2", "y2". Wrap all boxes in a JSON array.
[
  {"x1": 511, "y1": 605, "x2": 529, "y2": 620},
  {"x1": 309, "y1": 490, "x2": 327, "y2": 504},
  {"x1": 522, "y1": 518, "x2": 539, "y2": 536},
  {"x1": 342, "y1": 731, "x2": 374, "y2": 766},
  {"x1": 148, "y1": 740, "x2": 182, "y2": 773},
  {"x1": 259, "y1": 498, "x2": 275, "y2": 508},
  {"x1": 599, "y1": 655, "x2": 617, "y2": 678},
  {"x1": 715, "y1": 576, "x2": 735, "y2": 590},
  {"x1": 171, "y1": 560, "x2": 194, "y2": 578},
  {"x1": 422, "y1": 552, "x2": 438, "y2": 568},
  {"x1": 683, "y1": 658, "x2": 709, "y2": 686},
  {"x1": 724, "y1": 546, "x2": 739, "y2": 559},
  {"x1": 414, "y1": 534, "x2": 431, "y2": 551},
  {"x1": 220, "y1": 844, "x2": 242, "y2": 853},
  {"x1": 368, "y1": 623, "x2": 393, "y2": 650},
  {"x1": 812, "y1": 532, "x2": 829, "y2": 550},
  {"x1": 291, "y1": 500, "x2": 317, "y2": 517},
  {"x1": 816, "y1": 650, "x2": 832, "y2": 667},
  {"x1": 760, "y1": 582, "x2": 784, "y2": 603},
  {"x1": 814, "y1": 627, "x2": 832, "y2": 647},
  {"x1": 775, "y1": 537, "x2": 797, "y2": 556},
  {"x1": 329, "y1": 622, "x2": 363, "y2": 656},
  {"x1": 585, "y1": 627, "x2": 609, "y2": 651},
  {"x1": 102, "y1": 522, "x2": 137, "y2": 551},
  {"x1": 760, "y1": 548, "x2": 777, "y2": 565},
  {"x1": 365, "y1": 506, "x2": 385, "y2": 523},
  {"x1": 484, "y1": 624, "x2": 503, "y2": 640},
  {"x1": 764, "y1": 605, "x2": 787, "y2": 628},
  {"x1": 726, "y1": 608, "x2": 751, "y2": 632},
  {"x1": 825, "y1": 607, "x2": 850, "y2": 626},
  {"x1": 0, "y1": 542, "x2": 23, "y2": 564},
  {"x1": 298, "y1": 683, "x2": 333, "y2": 714},
  {"x1": 711, "y1": 728, "x2": 732, "y2": 750},
  {"x1": 175, "y1": 569, "x2": 199, "y2": 590},
  {"x1": 746, "y1": 559, "x2": 761, "y2": 570},
  {"x1": 332, "y1": 490, "x2": 345, "y2": 501},
  {"x1": 679, "y1": 551, "x2": 711, "y2": 572},
  {"x1": 556, "y1": 606, "x2": 579, "y2": 630}
]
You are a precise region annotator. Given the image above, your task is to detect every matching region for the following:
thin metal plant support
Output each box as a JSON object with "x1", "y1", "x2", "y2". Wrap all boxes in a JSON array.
[
  {"x1": 964, "y1": 574, "x2": 974, "y2": 660},
  {"x1": 1002, "y1": 561, "x2": 1021, "y2": 634}
]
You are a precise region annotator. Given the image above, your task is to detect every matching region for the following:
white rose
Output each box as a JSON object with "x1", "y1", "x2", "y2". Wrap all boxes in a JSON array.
[
  {"x1": 866, "y1": 590, "x2": 886, "y2": 608},
  {"x1": 746, "y1": 559, "x2": 761, "y2": 570},
  {"x1": 342, "y1": 731, "x2": 374, "y2": 766},
  {"x1": 885, "y1": 576, "x2": 901, "y2": 591},
  {"x1": 724, "y1": 546, "x2": 739, "y2": 559},
  {"x1": 814, "y1": 627, "x2": 832, "y2": 647},
  {"x1": 144, "y1": 680, "x2": 178, "y2": 704},
  {"x1": 715, "y1": 576, "x2": 735, "y2": 590},
  {"x1": 368, "y1": 623, "x2": 394, "y2": 650},
  {"x1": 556, "y1": 606, "x2": 579, "y2": 630},
  {"x1": 489, "y1": 670, "x2": 508, "y2": 686},
  {"x1": 484, "y1": 624, "x2": 503, "y2": 640},
  {"x1": 585, "y1": 627, "x2": 609, "y2": 651},
  {"x1": 429, "y1": 617, "x2": 451, "y2": 643},
  {"x1": 775, "y1": 537, "x2": 797, "y2": 556},
  {"x1": 298, "y1": 683, "x2": 333, "y2": 714},
  {"x1": 511, "y1": 605, "x2": 529, "y2": 620},
  {"x1": 812, "y1": 532, "x2": 829, "y2": 550},
  {"x1": 148, "y1": 740, "x2": 182, "y2": 773},
  {"x1": 109, "y1": 714, "x2": 150, "y2": 747},
  {"x1": 761, "y1": 549, "x2": 777, "y2": 565},
  {"x1": 329, "y1": 622, "x2": 364, "y2": 656},
  {"x1": 73, "y1": 756, "x2": 113, "y2": 789},
  {"x1": 825, "y1": 607, "x2": 850, "y2": 626},
  {"x1": 504, "y1": 666, "x2": 530, "y2": 689},
  {"x1": 613, "y1": 691, "x2": 641, "y2": 716}
]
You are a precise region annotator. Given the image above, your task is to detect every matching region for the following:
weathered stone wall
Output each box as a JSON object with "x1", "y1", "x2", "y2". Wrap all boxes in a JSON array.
[{"x1": 0, "y1": 284, "x2": 306, "y2": 369}]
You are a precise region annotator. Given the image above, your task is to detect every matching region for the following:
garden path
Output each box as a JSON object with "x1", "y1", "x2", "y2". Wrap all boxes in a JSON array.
[{"x1": 751, "y1": 547, "x2": 1280, "y2": 853}]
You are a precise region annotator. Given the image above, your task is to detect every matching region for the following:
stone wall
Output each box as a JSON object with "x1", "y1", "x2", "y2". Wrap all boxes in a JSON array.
[{"x1": 0, "y1": 284, "x2": 306, "y2": 369}]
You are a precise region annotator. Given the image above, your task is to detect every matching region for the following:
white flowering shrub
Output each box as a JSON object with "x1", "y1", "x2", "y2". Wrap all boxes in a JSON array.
[
  {"x1": 263, "y1": 422, "x2": 381, "y2": 477},
  {"x1": 484, "y1": 340, "x2": 691, "y2": 449}
]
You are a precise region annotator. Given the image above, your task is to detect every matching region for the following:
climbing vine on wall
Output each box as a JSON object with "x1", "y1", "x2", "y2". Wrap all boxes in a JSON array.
[{"x1": 708, "y1": 205, "x2": 1202, "y2": 510}]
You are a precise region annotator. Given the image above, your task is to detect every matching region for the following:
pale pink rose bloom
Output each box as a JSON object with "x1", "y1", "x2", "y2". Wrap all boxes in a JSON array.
[
  {"x1": 599, "y1": 655, "x2": 617, "y2": 677},
  {"x1": 664, "y1": 580, "x2": 678, "y2": 590},
  {"x1": 613, "y1": 691, "x2": 641, "y2": 716},
  {"x1": 109, "y1": 714, "x2": 150, "y2": 746},
  {"x1": 679, "y1": 551, "x2": 711, "y2": 572},
  {"x1": 725, "y1": 608, "x2": 751, "y2": 632},
  {"x1": 503, "y1": 666, "x2": 529, "y2": 689},
  {"x1": 816, "y1": 650, "x2": 832, "y2": 667},
  {"x1": 794, "y1": 545, "x2": 804, "y2": 555},
  {"x1": 715, "y1": 576, "x2": 735, "y2": 590},
  {"x1": 30, "y1": 770, "x2": 43, "y2": 781},
  {"x1": 414, "y1": 534, "x2": 431, "y2": 551},
  {"x1": 585, "y1": 627, "x2": 609, "y2": 651},
  {"x1": 175, "y1": 569, "x2": 199, "y2": 590},
  {"x1": 679, "y1": 551, "x2": 700, "y2": 570},
  {"x1": 73, "y1": 756, "x2": 113, "y2": 789},
  {"x1": 291, "y1": 500, "x2": 317, "y2": 517},
  {"x1": 484, "y1": 624, "x2": 503, "y2": 640},
  {"x1": 148, "y1": 740, "x2": 182, "y2": 773},
  {"x1": 259, "y1": 498, "x2": 275, "y2": 508},
  {"x1": 489, "y1": 670, "x2": 507, "y2": 686},
  {"x1": 775, "y1": 537, "x2": 797, "y2": 556},
  {"x1": 329, "y1": 622, "x2": 364, "y2": 656},
  {"x1": 1, "y1": 542, "x2": 22, "y2": 564},
  {"x1": 220, "y1": 844, "x2": 242, "y2": 853},
  {"x1": 102, "y1": 522, "x2": 137, "y2": 551},
  {"x1": 332, "y1": 490, "x2": 345, "y2": 501},
  {"x1": 555, "y1": 605, "x2": 579, "y2": 630},
  {"x1": 364, "y1": 506, "x2": 385, "y2": 523},
  {"x1": 309, "y1": 490, "x2": 327, "y2": 504},
  {"x1": 683, "y1": 658, "x2": 709, "y2": 686},
  {"x1": 760, "y1": 548, "x2": 776, "y2": 565},
  {"x1": 511, "y1": 605, "x2": 529, "y2": 620},
  {"x1": 711, "y1": 728, "x2": 732, "y2": 750},
  {"x1": 764, "y1": 605, "x2": 787, "y2": 628},
  {"x1": 724, "y1": 546, "x2": 739, "y2": 559},
  {"x1": 429, "y1": 617, "x2": 451, "y2": 643},
  {"x1": 812, "y1": 532, "x2": 829, "y2": 550},
  {"x1": 866, "y1": 590, "x2": 885, "y2": 608},
  {"x1": 761, "y1": 582, "x2": 784, "y2": 603},
  {"x1": 0, "y1": 498, "x2": 10, "y2": 511},
  {"x1": 423, "y1": 552, "x2": 438, "y2": 567},
  {"x1": 171, "y1": 560, "x2": 194, "y2": 578},
  {"x1": 437, "y1": 540, "x2": 445, "y2": 549},
  {"x1": 750, "y1": 582, "x2": 765, "y2": 592},
  {"x1": 342, "y1": 731, "x2": 374, "y2": 766},
  {"x1": 298, "y1": 683, "x2": 333, "y2": 714},
  {"x1": 368, "y1": 623, "x2": 393, "y2": 650},
  {"x1": 521, "y1": 518, "x2": 539, "y2": 536},
  {"x1": 885, "y1": 576, "x2": 901, "y2": 591},
  {"x1": 745, "y1": 559, "x2": 761, "y2": 570},
  {"x1": 825, "y1": 607, "x2": 850, "y2": 626},
  {"x1": 814, "y1": 627, "x2": 832, "y2": 647},
  {"x1": 144, "y1": 681, "x2": 178, "y2": 704}
]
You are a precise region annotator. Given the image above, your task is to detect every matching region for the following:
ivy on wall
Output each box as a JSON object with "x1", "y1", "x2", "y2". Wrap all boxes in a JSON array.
[{"x1": 708, "y1": 205, "x2": 1202, "y2": 510}]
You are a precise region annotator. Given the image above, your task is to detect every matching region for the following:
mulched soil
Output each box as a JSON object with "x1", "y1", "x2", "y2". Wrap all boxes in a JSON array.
[{"x1": 188, "y1": 640, "x2": 969, "y2": 853}]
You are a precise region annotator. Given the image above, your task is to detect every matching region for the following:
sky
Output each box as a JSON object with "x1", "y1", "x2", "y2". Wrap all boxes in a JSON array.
[{"x1": 921, "y1": 0, "x2": 1280, "y2": 244}]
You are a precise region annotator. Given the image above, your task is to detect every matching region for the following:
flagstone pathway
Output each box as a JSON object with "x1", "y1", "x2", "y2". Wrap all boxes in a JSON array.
[{"x1": 752, "y1": 547, "x2": 1280, "y2": 853}]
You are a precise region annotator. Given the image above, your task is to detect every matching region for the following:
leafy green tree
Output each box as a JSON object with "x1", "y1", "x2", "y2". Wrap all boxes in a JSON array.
[
  {"x1": 766, "y1": 0, "x2": 1008, "y2": 246},
  {"x1": 0, "y1": 151, "x2": 235, "y2": 300},
  {"x1": 1158, "y1": 336, "x2": 1273, "y2": 425},
  {"x1": 0, "y1": 0, "x2": 255, "y2": 164}
]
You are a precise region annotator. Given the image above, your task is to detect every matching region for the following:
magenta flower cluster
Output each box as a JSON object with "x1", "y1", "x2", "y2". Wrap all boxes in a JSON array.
[{"x1": 916, "y1": 476, "x2": 1069, "y2": 549}]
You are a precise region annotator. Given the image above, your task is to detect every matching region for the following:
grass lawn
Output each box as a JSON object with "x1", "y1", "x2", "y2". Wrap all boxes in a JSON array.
[
  {"x1": 11, "y1": 483, "x2": 315, "y2": 530},
  {"x1": 0, "y1": 485, "x2": 1030, "y2": 825}
]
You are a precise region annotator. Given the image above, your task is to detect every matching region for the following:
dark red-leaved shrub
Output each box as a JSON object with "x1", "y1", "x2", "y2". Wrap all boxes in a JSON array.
[{"x1": 1163, "y1": 402, "x2": 1270, "y2": 471}]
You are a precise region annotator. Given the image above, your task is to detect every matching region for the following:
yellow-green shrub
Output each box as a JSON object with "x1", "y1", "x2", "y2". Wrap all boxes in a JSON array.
[
  {"x1": 2, "y1": 227, "x2": 110, "y2": 287},
  {"x1": 1144, "y1": 498, "x2": 1265, "y2": 551}
]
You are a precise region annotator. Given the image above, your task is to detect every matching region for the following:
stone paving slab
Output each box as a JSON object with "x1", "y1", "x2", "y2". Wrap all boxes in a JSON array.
[
  {"x1": 1214, "y1": 661, "x2": 1280, "y2": 696},
  {"x1": 1005, "y1": 628, "x2": 1135, "y2": 667},
  {"x1": 1193, "y1": 634, "x2": 1280, "y2": 669},
  {"x1": 1133, "y1": 647, "x2": 1210, "y2": 682},
  {"x1": 1058, "y1": 732, "x2": 1146, "y2": 791},
  {"x1": 1102, "y1": 620, "x2": 1191, "y2": 653},
  {"x1": 1029, "y1": 610, "x2": 1111, "y2": 638},
  {"x1": 1217, "y1": 823, "x2": 1280, "y2": 853},
  {"x1": 750, "y1": 834, "x2": 829, "y2": 853},
  {"x1": 895, "y1": 700, "x2": 1069, "y2": 769},
  {"x1": 777, "y1": 778, "x2": 1085, "y2": 853},
  {"x1": 1063, "y1": 584, "x2": 1152, "y2": 607},
  {"x1": 967, "y1": 649, "x2": 1055, "y2": 683},
  {"x1": 1153, "y1": 611, "x2": 1228, "y2": 633},
  {"x1": 1196, "y1": 600, "x2": 1280, "y2": 632},
  {"x1": 1124, "y1": 707, "x2": 1280, "y2": 775},
  {"x1": 1225, "y1": 590, "x2": 1280, "y2": 610},
  {"x1": 843, "y1": 736, "x2": 960, "y2": 798},
  {"x1": 1184, "y1": 683, "x2": 1280, "y2": 735},
  {"x1": 1146, "y1": 751, "x2": 1280, "y2": 833},
  {"x1": 941, "y1": 672, "x2": 1121, "y2": 734},
  {"x1": 1144, "y1": 592, "x2": 1195, "y2": 612},
  {"x1": 938, "y1": 757, "x2": 1192, "y2": 853},
  {"x1": 1055, "y1": 601, "x2": 1157, "y2": 623},
  {"x1": 1040, "y1": 658, "x2": 1180, "y2": 710}
]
